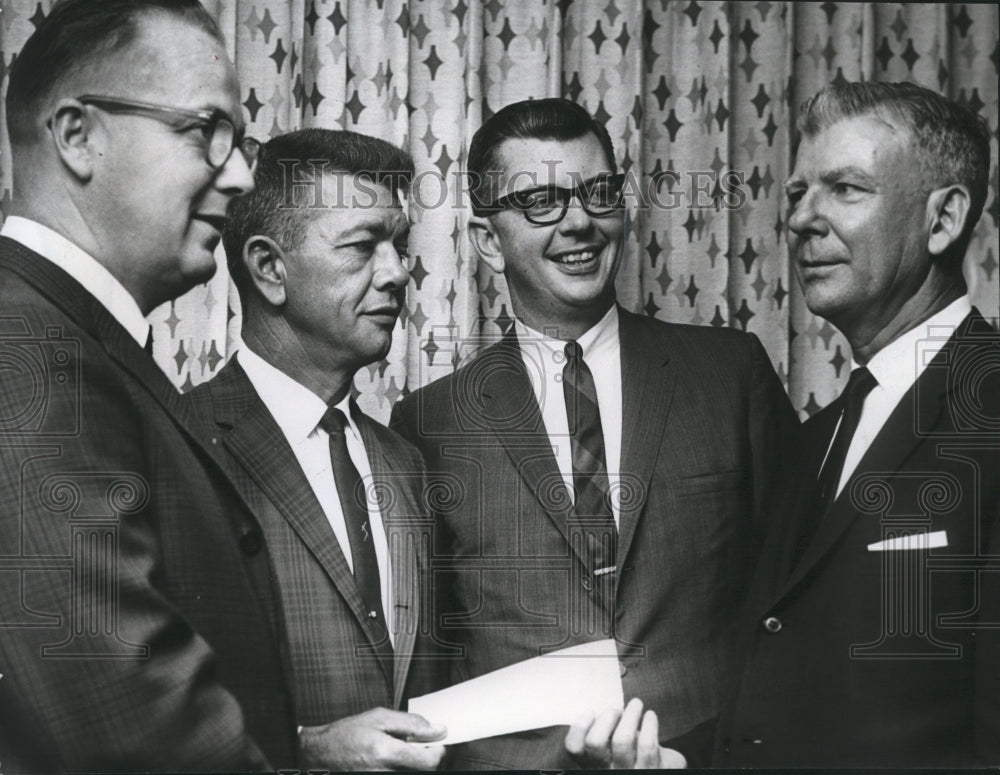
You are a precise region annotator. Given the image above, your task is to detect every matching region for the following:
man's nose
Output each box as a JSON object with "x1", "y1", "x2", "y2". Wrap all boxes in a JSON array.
[
  {"x1": 215, "y1": 147, "x2": 255, "y2": 196},
  {"x1": 374, "y1": 243, "x2": 410, "y2": 290},
  {"x1": 787, "y1": 189, "x2": 831, "y2": 239},
  {"x1": 558, "y1": 194, "x2": 593, "y2": 232}
]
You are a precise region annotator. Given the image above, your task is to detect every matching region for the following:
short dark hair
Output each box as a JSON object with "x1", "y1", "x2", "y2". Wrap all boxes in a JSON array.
[
  {"x1": 797, "y1": 81, "x2": 991, "y2": 249},
  {"x1": 6, "y1": 0, "x2": 222, "y2": 145},
  {"x1": 466, "y1": 97, "x2": 617, "y2": 216},
  {"x1": 223, "y1": 128, "x2": 414, "y2": 301}
]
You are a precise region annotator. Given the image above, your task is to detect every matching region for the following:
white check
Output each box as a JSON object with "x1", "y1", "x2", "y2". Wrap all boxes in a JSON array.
[{"x1": 407, "y1": 639, "x2": 624, "y2": 745}]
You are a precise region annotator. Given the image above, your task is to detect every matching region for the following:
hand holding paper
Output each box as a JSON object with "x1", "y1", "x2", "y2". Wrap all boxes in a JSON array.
[
  {"x1": 408, "y1": 639, "x2": 623, "y2": 746},
  {"x1": 298, "y1": 707, "x2": 446, "y2": 770},
  {"x1": 565, "y1": 698, "x2": 688, "y2": 769}
]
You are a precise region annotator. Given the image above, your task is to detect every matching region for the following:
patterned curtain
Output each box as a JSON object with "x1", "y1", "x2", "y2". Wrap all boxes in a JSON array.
[{"x1": 2, "y1": 1, "x2": 996, "y2": 422}]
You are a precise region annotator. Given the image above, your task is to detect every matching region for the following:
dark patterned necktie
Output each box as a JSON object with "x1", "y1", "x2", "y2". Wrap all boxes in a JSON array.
[
  {"x1": 813, "y1": 366, "x2": 878, "y2": 515},
  {"x1": 319, "y1": 406, "x2": 388, "y2": 633},
  {"x1": 562, "y1": 340, "x2": 617, "y2": 575}
]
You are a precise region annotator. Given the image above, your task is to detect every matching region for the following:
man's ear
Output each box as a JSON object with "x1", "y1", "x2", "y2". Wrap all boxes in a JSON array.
[
  {"x1": 468, "y1": 215, "x2": 505, "y2": 274},
  {"x1": 48, "y1": 99, "x2": 96, "y2": 181},
  {"x1": 926, "y1": 184, "x2": 971, "y2": 256},
  {"x1": 244, "y1": 236, "x2": 288, "y2": 307}
]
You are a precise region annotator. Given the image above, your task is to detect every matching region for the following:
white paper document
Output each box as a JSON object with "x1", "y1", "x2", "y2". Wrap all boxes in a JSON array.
[{"x1": 407, "y1": 639, "x2": 624, "y2": 746}]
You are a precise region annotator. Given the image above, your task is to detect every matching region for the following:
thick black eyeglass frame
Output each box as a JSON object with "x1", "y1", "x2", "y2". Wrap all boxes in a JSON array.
[
  {"x1": 485, "y1": 172, "x2": 626, "y2": 225},
  {"x1": 77, "y1": 95, "x2": 260, "y2": 170}
]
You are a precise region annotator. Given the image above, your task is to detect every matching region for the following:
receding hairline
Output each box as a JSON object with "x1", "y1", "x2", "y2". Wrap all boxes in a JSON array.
[
  {"x1": 90, "y1": 12, "x2": 230, "y2": 99},
  {"x1": 9, "y1": 3, "x2": 227, "y2": 147},
  {"x1": 798, "y1": 105, "x2": 950, "y2": 194}
]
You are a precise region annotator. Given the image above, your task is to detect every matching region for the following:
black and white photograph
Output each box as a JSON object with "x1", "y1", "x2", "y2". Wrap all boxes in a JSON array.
[{"x1": 0, "y1": 0, "x2": 997, "y2": 771}]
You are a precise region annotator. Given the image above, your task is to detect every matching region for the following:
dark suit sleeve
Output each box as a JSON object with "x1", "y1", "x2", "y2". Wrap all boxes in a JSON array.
[
  {"x1": 403, "y1": 447, "x2": 454, "y2": 700},
  {"x1": 390, "y1": 395, "x2": 463, "y2": 694},
  {"x1": 0, "y1": 337, "x2": 269, "y2": 771},
  {"x1": 660, "y1": 336, "x2": 797, "y2": 765},
  {"x1": 976, "y1": 493, "x2": 1000, "y2": 764},
  {"x1": 746, "y1": 333, "x2": 801, "y2": 554},
  {"x1": 659, "y1": 716, "x2": 714, "y2": 767}
]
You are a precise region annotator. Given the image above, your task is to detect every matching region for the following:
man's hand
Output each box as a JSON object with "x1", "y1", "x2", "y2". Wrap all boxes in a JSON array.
[
  {"x1": 565, "y1": 698, "x2": 687, "y2": 769},
  {"x1": 299, "y1": 707, "x2": 446, "y2": 771}
]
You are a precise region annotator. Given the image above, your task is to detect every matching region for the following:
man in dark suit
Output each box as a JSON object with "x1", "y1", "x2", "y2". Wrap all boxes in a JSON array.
[
  {"x1": 709, "y1": 81, "x2": 999, "y2": 767},
  {"x1": 186, "y1": 129, "x2": 446, "y2": 771},
  {"x1": 391, "y1": 98, "x2": 798, "y2": 769},
  {"x1": 0, "y1": 0, "x2": 297, "y2": 770}
]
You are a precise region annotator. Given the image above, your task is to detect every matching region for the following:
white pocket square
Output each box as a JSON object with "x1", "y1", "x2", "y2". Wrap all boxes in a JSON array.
[{"x1": 867, "y1": 530, "x2": 948, "y2": 552}]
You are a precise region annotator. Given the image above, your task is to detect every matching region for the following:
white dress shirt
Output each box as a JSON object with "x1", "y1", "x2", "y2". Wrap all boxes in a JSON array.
[
  {"x1": 1, "y1": 216, "x2": 150, "y2": 347},
  {"x1": 239, "y1": 345, "x2": 395, "y2": 643},
  {"x1": 831, "y1": 295, "x2": 973, "y2": 497},
  {"x1": 515, "y1": 305, "x2": 624, "y2": 525}
]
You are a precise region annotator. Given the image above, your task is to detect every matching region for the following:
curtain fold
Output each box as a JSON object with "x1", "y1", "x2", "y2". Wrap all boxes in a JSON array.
[{"x1": 1, "y1": 1, "x2": 996, "y2": 421}]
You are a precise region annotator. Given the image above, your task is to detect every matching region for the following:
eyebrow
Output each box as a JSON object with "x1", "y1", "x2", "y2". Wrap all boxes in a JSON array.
[
  {"x1": 337, "y1": 214, "x2": 409, "y2": 241},
  {"x1": 513, "y1": 172, "x2": 618, "y2": 194},
  {"x1": 783, "y1": 166, "x2": 876, "y2": 191},
  {"x1": 819, "y1": 167, "x2": 876, "y2": 185}
]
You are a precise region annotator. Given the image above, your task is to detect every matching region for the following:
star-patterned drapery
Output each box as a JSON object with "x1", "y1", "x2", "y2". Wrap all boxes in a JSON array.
[{"x1": 2, "y1": 1, "x2": 997, "y2": 421}]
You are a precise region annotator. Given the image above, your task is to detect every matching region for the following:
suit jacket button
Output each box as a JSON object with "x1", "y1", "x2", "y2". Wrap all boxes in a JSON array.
[
  {"x1": 239, "y1": 528, "x2": 263, "y2": 556},
  {"x1": 581, "y1": 577, "x2": 593, "y2": 592},
  {"x1": 763, "y1": 616, "x2": 782, "y2": 633}
]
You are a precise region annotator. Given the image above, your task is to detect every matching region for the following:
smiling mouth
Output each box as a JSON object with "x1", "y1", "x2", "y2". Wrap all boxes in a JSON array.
[{"x1": 547, "y1": 246, "x2": 603, "y2": 266}]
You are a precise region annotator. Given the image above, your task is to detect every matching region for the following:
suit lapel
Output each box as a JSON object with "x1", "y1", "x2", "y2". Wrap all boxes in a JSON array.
[
  {"x1": 0, "y1": 240, "x2": 210, "y2": 452},
  {"x1": 210, "y1": 362, "x2": 395, "y2": 684},
  {"x1": 354, "y1": 413, "x2": 421, "y2": 708},
  {"x1": 779, "y1": 322, "x2": 961, "y2": 599},
  {"x1": 0, "y1": 240, "x2": 292, "y2": 645},
  {"x1": 616, "y1": 309, "x2": 675, "y2": 572},
  {"x1": 474, "y1": 333, "x2": 592, "y2": 570}
]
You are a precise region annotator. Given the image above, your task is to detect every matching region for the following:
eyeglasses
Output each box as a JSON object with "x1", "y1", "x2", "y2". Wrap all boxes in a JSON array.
[
  {"x1": 77, "y1": 95, "x2": 260, "y2": 171},
  {"x1": 487, "y1": 173, "x2": 626, "y2": 225}
]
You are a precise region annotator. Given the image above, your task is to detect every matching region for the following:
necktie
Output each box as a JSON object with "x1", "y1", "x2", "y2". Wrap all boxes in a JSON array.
[
  {"x1": 319, "y1": 406, "x2": 388, "y2": 636},
  {"x1": 813, "y1": 366, "x2": 878, "y2": 515},
  {"x1": 562, "y1": 341, "x2": 617, "y2": 575}
]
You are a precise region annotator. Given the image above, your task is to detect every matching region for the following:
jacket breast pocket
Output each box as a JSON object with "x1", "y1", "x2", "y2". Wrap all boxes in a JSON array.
[
  {"x1": 674, "y1": 468, "x2": 747, "y2": 496},
  {"x1": 665, "y1": 468, "x2": 751, "y2": 579}
]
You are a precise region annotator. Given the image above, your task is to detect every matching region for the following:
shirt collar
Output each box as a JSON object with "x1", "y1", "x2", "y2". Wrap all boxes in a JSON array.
[
  {"x1": 0, "y1": 216, "x2": 150, "y2": 347},
  {"x1": 237, "y1": 345, "x2": 358, "y2": 444},
  {"x1": 514, "y1": 304, "x2": 619, "y2": 359},
  {"x1": 854, "y1": 295, "x2": 972, "y2": 394}
]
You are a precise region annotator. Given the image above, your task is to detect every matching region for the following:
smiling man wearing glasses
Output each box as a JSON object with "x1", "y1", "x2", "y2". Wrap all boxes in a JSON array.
[
  {"x1": 0, "y1": 0, "x2": 297, "y2": 771},
  {"x1": 391, "y1": 97, "x2": 798, "y2": 768}
]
